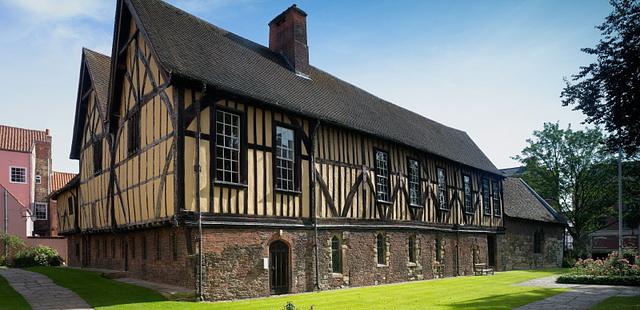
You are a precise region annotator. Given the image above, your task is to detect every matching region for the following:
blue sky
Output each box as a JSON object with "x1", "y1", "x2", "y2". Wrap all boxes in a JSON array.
[{"x1": 0, "y1": 0, "x2": 611, "y2": 173}]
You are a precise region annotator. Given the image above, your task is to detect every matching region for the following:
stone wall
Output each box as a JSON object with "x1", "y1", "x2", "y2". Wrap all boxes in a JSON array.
[
  {"x1": 497, "y1": 217, "x2": 564, "y2": 270},
  {"x1": 65, "y1": 227, "x2": 196, "y2": 289},
  {"x1": 67, "y1": 226, "x2": 492, "y2": 301}
]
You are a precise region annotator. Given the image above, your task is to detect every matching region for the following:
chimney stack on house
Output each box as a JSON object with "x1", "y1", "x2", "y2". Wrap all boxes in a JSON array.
[{"x1": 269, "y1": 5, "x2": 309, "y2": 76}]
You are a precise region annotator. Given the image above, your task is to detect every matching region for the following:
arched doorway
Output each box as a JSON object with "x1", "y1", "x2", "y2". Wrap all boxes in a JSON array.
[{"x1": 269, "y1": 240, "x2": 289, "y2": 295}]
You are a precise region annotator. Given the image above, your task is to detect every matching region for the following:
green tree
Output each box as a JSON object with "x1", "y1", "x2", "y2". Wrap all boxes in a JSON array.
[
  {"x1": 514, "y1": 123, "x2": 614, "y2": 256},
  {"x1": 561, "y1": 0, "x2": 640, "y2": 155}
]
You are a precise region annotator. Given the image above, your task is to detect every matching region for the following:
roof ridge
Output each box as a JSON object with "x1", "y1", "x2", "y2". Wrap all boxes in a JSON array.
[
  {"x1": 0, "y1": 124, "x2": 49, "y2": 135},
  {"x1": 517, "y1": 178, "x2": 566, "y2": 224},
  {"x1": 83, "y1": 47, "x2": 111, "y2": 59}
]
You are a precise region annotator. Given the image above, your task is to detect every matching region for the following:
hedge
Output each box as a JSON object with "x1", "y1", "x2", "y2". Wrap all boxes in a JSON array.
[{"x1": 557, "y1": 274, "x2": 640, "y2": 286}]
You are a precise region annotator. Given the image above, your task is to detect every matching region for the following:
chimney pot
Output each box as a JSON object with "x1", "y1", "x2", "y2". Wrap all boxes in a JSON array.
[{"x1": 269, "y1": 5, "x2": 310, "y2": 76}]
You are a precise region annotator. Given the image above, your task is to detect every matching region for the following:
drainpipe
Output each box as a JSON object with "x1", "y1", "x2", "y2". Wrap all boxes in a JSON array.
[
  {"x1": 310, "y1": 120, "x2": 320, "y2": 290},
  {"x1": 195, "y1": 86, "x2": 204, "y2": 301},
  {"x1": 3, "y1": 188, "x2": 8, "y2": 259}
]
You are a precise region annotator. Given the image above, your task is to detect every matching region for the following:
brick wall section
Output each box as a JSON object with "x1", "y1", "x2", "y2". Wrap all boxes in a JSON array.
[
  {"x1": 33, "y1": 140, "x2": 51, "y2": 236},
  {"x1": 497, "y1": 217, "x2": 564, "y2": 270},
  {"x1": 66, "y1": 227, "x2": 196, "y2": 289},
  {"x1": 67, "y1": 226, "x2": 492, "y2": 301}
]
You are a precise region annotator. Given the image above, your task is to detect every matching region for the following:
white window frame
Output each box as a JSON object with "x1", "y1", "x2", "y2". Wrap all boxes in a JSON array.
[
  {"x1": 35, "y1": 175, "x2": 42, "y2": 184},
  {"x1": 215, "y1": 109, "x2": 241, "y2": 184},
  {"x1": 407, "y1": 159, "x2": 421, "y2": 206},
  {"x1": 275, "y1": 125, "x2": 296, "y2": 191},
  {"x1": 34, "y1": 202, "x2": 48, "y2": 220},
  {"x1": 9, "y1": 166, "x2": 27, "y2": 184},
  {"x1": 374, "y1": 150, "x2": 390, "y2": 203}
]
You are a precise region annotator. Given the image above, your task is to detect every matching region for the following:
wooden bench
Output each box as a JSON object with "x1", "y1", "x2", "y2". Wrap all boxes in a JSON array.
[{"x1": 474, "y1": 263, "x2": 494, "y2": 276}]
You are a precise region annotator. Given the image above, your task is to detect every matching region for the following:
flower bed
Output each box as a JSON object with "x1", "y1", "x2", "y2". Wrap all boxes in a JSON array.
[{"x1": 557, "y1": 252, "x2": 640, "y2": 286}]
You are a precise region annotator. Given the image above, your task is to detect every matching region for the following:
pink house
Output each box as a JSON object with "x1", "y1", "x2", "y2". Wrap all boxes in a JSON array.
[{"x1": 0, "y1": 124, "x2": 70, "y2": 260}]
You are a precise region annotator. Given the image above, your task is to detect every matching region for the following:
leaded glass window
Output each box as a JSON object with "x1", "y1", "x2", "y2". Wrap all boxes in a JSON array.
[
  {"x1": 492, "y1": 180, "x2": 501, "y2": 216},
  {"x1": 408, "y1": 159, "x2": 421, "y2": 206},
  {"x1": 275, "y1": 126, "x2": 295, "y2": 191},
  {"x1": 463, "y1": 175, "x2": 473, "y2": 214},
  {"x1": 482, "y1": 178, "x2": 491, "y2": 215},
  {"x1": 437, "y1": 168, "x2": 448, "y2": 210},
  {"x1": 375, "y1": 150, "x2": 390, "y2": 202},
  {"x1": 215, "y1": 110, "x2": 241, "y2": 184}
]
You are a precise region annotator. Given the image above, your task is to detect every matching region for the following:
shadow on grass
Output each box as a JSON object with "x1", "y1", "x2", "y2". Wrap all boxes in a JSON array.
[
  {"x1": 27, "y1": 267, "x2": 167, "y2": 308},
  {"x1": 452, "y1": 288, "x2": 563, "y2": 309}
]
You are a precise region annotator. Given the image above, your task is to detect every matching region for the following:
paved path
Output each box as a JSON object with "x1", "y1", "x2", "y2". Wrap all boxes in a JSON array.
[
  {"x1": 0, "y1": 268, "x2": 93, "y2": 310},
  {"x1": 515, "y1": 275, "x2": 640, "y2": 310}
]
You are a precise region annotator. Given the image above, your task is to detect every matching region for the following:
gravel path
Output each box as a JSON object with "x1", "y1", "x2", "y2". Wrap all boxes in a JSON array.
[
  {"x1": 0, "y1": 268, "x2": 93, "y2": 310},
  {"x1": 515, "y1": 275, "x2": 640, "y2": 310}
]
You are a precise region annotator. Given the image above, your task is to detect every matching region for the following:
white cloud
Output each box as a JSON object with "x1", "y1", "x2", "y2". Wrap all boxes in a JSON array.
[{"x1": 2, "y1": 0, "x2": 111, "y2": 20}]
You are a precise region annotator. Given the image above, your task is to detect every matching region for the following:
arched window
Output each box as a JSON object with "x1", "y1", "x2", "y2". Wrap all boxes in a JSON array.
[
  {"x1": 376, "y1": 233, "x2": 386, "y2": 265},
  {"x1": 408, "y1": 235, "x2": 417, "y2": 263},
  {"x1": 435, "y1": 237, "x2": 442, "y2": 263},
  {"x1": 331, "y1": 236, "x2": 342, "y2": 273}
]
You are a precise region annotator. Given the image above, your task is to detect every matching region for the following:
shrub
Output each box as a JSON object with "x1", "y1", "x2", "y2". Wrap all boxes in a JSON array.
[
  {"x1": 12, "y1": 246, "x2": 60, "y2": 268},
  {"x1": 557, "y1": 274, "x2": 640, "y2": 286},
  {"x1": 572, "y1": 252, "x2": 640, "y2": 277},
  {"x1": 0, "y1": 233, "x2": 27, "y2": 266}
]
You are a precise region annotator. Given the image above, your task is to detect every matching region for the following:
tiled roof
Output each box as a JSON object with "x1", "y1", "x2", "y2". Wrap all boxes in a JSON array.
[
  {"x1": 51, "y1": 171, "x2": 78, "y2": 193},
  {"x1": 49, "y1": 174, "x2": 79, "y2": 200},
  {"x1": 503, "y1": 177, "x2": 565, "y2": 224},
  {"x1": 70, "y1": 49, "x2": 112, "y2": 159},
  {"x1": 501, "y1": 166, "x2": 525, "y2": 177},
  {"x1": 120, "y1": 0, "x2": 502, "y2": 175},
  {"x1": 83, "y1": 48, "x2": 111, "y2": 119},
  {"x1": 0, "y1": 124, "x2": 50, "y2": 153}
]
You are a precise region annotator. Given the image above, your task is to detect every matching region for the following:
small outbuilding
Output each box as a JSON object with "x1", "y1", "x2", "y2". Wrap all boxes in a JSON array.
[{"x1": 498, "y1": 176, "x2": 567, "y2": 270}]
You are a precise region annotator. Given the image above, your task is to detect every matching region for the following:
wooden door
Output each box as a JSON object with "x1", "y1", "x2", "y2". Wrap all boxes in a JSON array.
[{"x1": 269, "y1": 241, "x2": 289, "y2": 295}]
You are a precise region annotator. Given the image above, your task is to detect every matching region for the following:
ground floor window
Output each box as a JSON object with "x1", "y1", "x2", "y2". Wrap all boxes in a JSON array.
[
  {"x1": 435, "y1": 237, "x2": 443, "y2": 263},
  {"x1": 408, "y1": 235, "x2": 417, "y2": 263},
  {"x1": 331, "y1": 236, "x2": 342, "y2": 273},
  {"x1": 376, "y1": 233, "x2": 386, "y2": 265}
]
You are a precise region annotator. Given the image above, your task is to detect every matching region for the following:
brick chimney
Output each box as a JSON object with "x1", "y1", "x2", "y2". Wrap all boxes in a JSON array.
[{"x1": 269, "y1": 5, "x2": 309, "y2": 76}]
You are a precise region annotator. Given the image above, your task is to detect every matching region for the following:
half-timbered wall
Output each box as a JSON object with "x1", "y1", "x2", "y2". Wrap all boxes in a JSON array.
[
  {"x1": 111, "y1": 19, "x2": 176, "y2": 228},
  {"x1": 182, "y1": 91, "x2": 502, "y2": 228},
  {"x1": 313, "y1": 125, "x2": 504, "y2": 227},
  {"x1": 78, "y1": 73, "x2": 111, "y2": 231},
  {"x1": 57, "y1": 187, "x2": 79, "y2": 233},
  {"x1": 184, "y1": 97, "x2": 312, "y2": 219}
]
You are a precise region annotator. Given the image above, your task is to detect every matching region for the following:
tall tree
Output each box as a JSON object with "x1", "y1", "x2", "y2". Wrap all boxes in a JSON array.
[
  {"x1": 561, "y1": 0, "x2": 640, "y2": 155},
  {"x1": 514, "y1": 123, "x2": 614, "y2": 256}
]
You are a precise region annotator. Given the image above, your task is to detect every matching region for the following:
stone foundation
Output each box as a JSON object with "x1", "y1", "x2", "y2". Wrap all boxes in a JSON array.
[{"x1": 67, "y1": 226, "x2": 492, "y2": 301}]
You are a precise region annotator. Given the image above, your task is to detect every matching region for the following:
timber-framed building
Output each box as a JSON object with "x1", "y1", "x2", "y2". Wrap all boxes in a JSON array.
[{"x1": 57, "y1": 0, "x2": 507, "y2": 300}]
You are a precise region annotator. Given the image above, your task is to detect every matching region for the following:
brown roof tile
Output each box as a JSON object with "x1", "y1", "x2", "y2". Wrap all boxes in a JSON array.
[
  {"x1": 0, "y1": 125, "x2": 50, "y2": 153},
  {"x1": 51, "y1": 171, "x2": 78, "y2": 193}
]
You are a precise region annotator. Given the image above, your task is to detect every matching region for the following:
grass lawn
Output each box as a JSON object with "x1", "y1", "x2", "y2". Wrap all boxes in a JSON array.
[
  {"x1": 592, "y1": 296, "x2": 640, "y2": 310},
  {"x1": 0, "y1": 272, "x2": 30, "y2": 310},
  {"x1": 30, "y1": 267, "x2": 567, "y2": 310}
]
